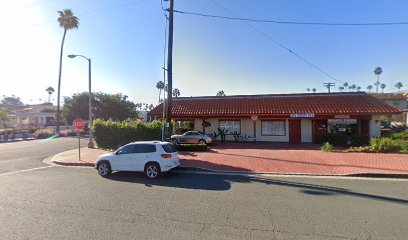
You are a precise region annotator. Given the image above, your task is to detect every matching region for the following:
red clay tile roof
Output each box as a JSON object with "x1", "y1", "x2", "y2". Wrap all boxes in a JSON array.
[
  {"x1": 148, "y1": 92, "x2": 401, "y2": 118},
  {"x1": 369, "y1": 93, "x2": 408, "y2": 100}
]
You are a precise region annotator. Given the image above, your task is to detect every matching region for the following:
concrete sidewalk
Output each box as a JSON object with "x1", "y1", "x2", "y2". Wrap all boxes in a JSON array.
[{"x1": 49, "y1": 145, "x2": 408, "y2": 176}]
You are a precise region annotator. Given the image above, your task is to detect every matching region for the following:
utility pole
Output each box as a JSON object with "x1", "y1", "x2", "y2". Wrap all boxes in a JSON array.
[
  {"x1": 165, "y1": 0, "x2": 174, "y2": 141},
  {"x1": 323, "y1": 82, "x2": 335, "y2": 93}
]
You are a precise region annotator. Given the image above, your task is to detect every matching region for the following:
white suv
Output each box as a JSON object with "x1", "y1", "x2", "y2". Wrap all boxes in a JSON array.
[{"x1": 95, "y1": 141, "x2": 180, "y2": 179}]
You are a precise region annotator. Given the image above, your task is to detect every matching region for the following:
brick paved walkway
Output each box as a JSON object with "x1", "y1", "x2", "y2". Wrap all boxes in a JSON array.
[{"x1": 50, "y1": 143, "x2": 408, "y2": 175}]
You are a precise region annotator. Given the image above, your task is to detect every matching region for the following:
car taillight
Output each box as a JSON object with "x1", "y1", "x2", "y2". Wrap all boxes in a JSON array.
[{"x1": 161, "y1": 154, "x2": 172, "y2": 158}]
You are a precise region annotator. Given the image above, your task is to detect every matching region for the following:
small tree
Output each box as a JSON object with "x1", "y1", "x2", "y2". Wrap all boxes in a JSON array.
[
  {"x1": 172, "y1": 88, "x2": 180, "y2": 98},
  {"x1": 216, "y1": 90, "x2": 226, "y2": 96},
  {"x1": 374, "y1": 66, "x2": 383, "y2": 93},
  {"x1": 380, "y1": 83, "x2": 386, "y2": 93},
  {"x1": 338, "y1": 86, "x2": 344, "y2": 92},
  {"x1": 45, "y1": 87, "x2": 55, "y2": 103},
  {"x1": 312, "y1": 88, "x2": 317, "y2": 93},
  {"x1": 306, "y1": 88, "x2": 311, "y2": 92},
  {"x1": 366, "y1": 85, "x2": 373, "y2": 92},
  {"x1": 156, "y1": 81, "x2": 165, "y2": 103},
  {"x1": 395, "y1": 82, "x2": 404, "y2": 92}
]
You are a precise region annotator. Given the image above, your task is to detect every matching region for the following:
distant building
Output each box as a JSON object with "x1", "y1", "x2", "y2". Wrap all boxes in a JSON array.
[
  {"x1": 370, "y1": 93, "x2": 408, "y2": 125},
  {"x1": 8, "y1": 103, "x2": 56, "y2": 127}
]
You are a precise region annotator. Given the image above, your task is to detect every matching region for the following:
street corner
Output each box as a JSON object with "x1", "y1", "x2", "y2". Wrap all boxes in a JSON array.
[{"x1": 46, "y1": 148, "x2": 110, "y2": 168}]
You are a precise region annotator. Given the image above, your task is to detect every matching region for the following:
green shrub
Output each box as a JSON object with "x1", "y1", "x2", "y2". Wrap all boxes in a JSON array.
[
  {"x1": 369, "y1": 137, "x2": 403, "y2": 153},
  {"x1": 33, "y1": 128, "x2": 55, "y2": 139},
  {"x1": 321, "y1": 142, "x2": 334, "y2": 152},
  {"x1": 392, "y1": 132, "x2": 408, "y2": 141},
  {"x1": 175, "y1": 144, "x2": 209, "y2": 152},
  {"x1": 92, "y1": 119, "x2": 162, "y2": 149}
]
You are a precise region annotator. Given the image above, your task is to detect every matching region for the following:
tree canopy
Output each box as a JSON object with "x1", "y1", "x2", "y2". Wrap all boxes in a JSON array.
[
  {"x1": 62, "y1": 92, "x2": 137, "y2": 124},
  {"x1": 0, "y1": 95, "x2": 24, "y2": 110}
]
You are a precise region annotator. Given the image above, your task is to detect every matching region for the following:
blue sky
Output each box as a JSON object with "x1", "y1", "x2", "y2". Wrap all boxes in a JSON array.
[{"x1": 1, "y1": 0, "x2": 407, "y2": 106}]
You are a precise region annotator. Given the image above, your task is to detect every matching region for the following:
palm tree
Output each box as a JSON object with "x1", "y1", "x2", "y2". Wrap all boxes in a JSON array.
[
  {"x1": 356, "y1": 86, "x2": 361, "y2": 92},
  {"x1": 343, "y1": 82, "x2": 349, "y2": 92},
  {"x1": 306, "y1": 88, "x2": 311, "y2": 92},
  {"x1": 45, "y1": 87, "x2": 54, "y2": 103},
  {"x1": 349, "y1": 84, "x2": 356, "y2": 92},
  {"x1": 380, "y1": 83, "x2": 386, "y2": 93},
  {"x1": 156, "y1": 81, "x2": 165, "y2": 103},
  {"x1": 395, "y1": 82, "x2": 404, "y2": 92},
  {"x1": 338, "y1": 86, "x2": 344, "y2": 92},
  {"x1": 366, "y1": 85, "x2": 373, "y2": 92},
  {"x1": 56, "y1": 9, "x2": 79, "y2": 133},
  {"x1": 172, "y1": 88, "x2": 180, "y2": 98},
  {"x1": 312, "y1": 88, "x2": 317, "y2": 93},
  {"x1": 216, "y1": 90, "x2": 226, "y2": 96},
  {"x1": 374, "y1": 66, "x2": 383, "y2": 93}
]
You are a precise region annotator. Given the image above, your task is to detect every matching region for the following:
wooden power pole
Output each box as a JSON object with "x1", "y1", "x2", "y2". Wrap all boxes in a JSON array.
[{"x1": 165, "y1": 0, "x2": 174, "y2": 141}]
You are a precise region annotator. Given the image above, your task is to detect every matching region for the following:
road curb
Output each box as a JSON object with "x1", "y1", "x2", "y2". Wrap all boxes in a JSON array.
[{"x1": 51, "y1": 160, "x2": 95, "y2": 167}]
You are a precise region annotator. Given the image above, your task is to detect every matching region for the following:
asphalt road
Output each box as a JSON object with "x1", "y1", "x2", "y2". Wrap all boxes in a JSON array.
[
  {"x1": 0, "y1": 137, "x2": 88, "y2": 174},
  {"x1": 0, "y1": 140, "x2": 407, "y2": 240}
]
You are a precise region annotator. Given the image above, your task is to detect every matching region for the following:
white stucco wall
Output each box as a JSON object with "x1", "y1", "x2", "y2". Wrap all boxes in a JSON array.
[
  {"x1": 301, "y1": 119, "x2": 312, "y2": 143},
  {"x1": 369, "y1": 115, "x2": 382, "y2": 137}
]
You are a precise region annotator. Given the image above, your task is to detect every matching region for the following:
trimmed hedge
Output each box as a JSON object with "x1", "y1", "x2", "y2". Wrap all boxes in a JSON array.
[
  {"x1": 317, "y1": 133, "x2": 369, "y2": 146},
  {"x1": 175, "y1": 144, "x2": 209, "y2": 152},
  {"x1": 93, "y1": 119, "x2": 162, "y2": 149}
]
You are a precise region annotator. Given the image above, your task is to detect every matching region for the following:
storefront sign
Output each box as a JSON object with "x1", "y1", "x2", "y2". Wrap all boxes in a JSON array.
[
  {"x1": 290, "y1": 113, "x2": 315, "y2": 118},
  {"x1": 328, "y1": 119, "x2": 357, "y2": 124},
  {"x1": 334, "y1": 115, "x2": 350, "y2": 119},
  {"x1": 251, "y1": 115, "x2": 258, "y2": 121}
]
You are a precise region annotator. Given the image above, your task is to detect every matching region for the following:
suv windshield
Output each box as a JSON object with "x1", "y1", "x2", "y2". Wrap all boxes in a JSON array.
[{"x1": 162, "y1": 144, "x2": 177, "y2": 153}]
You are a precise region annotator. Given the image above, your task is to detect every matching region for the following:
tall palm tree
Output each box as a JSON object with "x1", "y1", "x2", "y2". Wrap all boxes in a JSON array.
[
  {"x1": 56, "y1": 9, "x2": 79, "y2": 133},
  {"x1": 373, "y1": 66, "x2": 383, "y2": 93},
  {"x1": 343, "y1": 82, "x2": 349, "y2": 92},
  {"x1": 395, "y1": 82, "x2": 404, "y2": 92},
  {"x1": 45, "y1": 87, "x2": 55, "y2": 103},
  {"x1": 216, "y1": 90, "x2": 226, "y2": 96},
  {"x1": 312, "y1": 88, "x2": 317, "y2": 93},
  {"x1": 349, "y1": 84, "x2": 356, "y2": 92},
  {"x1": 156, "y1": 81, "x2": 165, "y2": 103},
  {"x1": 380, "y1": 83, "x2": 386, "y2": 93},
  {"x1": 366, "y1": 85, "x2": 373, "y2": 92},
  {"x1": 356, "y1": 86, "x2": 361, "y2": 92},
  {"x1": 338, "y1": 86, "x2": 344, "y2": 92},
  {"x1": 172, "y1": 88, "x2": 180, "y2": 98}
]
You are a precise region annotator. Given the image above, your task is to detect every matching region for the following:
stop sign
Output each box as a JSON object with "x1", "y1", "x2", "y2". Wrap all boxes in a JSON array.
[{"x1": 73, "y1": 118, "x2": 85, "y2": 131}]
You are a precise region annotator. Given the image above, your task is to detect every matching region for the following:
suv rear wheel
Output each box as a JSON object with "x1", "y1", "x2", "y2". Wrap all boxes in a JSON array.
[{"x1": 145, "y1": 162, "x2": 161, "y2": 179}]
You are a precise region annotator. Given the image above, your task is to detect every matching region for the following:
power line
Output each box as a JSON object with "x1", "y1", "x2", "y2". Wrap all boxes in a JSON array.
[
  {"x1": 174, "y1": 9, "x2": 408, "y2": 26},
  {"x1": 207, "y1": 0, "x2": 346, "y2": 84}
]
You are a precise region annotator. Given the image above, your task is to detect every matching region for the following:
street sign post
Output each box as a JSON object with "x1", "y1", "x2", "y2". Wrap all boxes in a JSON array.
[{"x1": 73, "y1": 118, "x2": 85, "y2": 161}]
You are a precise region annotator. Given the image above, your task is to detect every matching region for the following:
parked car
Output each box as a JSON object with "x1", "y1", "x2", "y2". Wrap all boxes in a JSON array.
[
  {"x1": 95, "y1": 141, "x2": 180, "y2": 179},
  {"x1": 171, "y1": 131, "x2": 213, "y2": 145}
]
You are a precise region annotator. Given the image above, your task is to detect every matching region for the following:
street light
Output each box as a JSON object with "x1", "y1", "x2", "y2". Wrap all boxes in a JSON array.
[{"x1": 68, "y1": 54, "x2": 94, "y2": 148}]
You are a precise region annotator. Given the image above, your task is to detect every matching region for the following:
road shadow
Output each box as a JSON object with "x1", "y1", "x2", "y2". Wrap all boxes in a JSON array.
[
  {"x1": 106, "y1": 170, "x2": 408, "y2": 205},
  {"x1": 107, "y1": 170, "x2": 232, "y2": 191}
]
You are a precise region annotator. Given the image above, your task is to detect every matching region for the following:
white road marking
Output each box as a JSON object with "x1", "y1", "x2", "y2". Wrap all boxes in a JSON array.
[{"x1": 0, "y1": 166, "x2": 53, "y2": 177}]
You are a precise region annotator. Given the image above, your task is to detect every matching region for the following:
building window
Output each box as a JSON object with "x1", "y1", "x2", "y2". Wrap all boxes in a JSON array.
[
  {"x1": 261, "y1": 120, "x2": 286, "y2": 136},
  {"x1": 219, "y1": 120, "x2": 240, "y2": 134}
]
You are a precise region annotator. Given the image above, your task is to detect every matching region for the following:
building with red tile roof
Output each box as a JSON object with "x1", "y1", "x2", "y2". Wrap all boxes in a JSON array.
[{"x1": 149, "y1": 92, "x2": 400, "y2": 143}]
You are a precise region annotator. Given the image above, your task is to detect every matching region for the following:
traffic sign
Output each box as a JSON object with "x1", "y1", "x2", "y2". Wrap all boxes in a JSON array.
[{"x1": 73, "y1": 118, "x2": 85, "y2": 131}]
